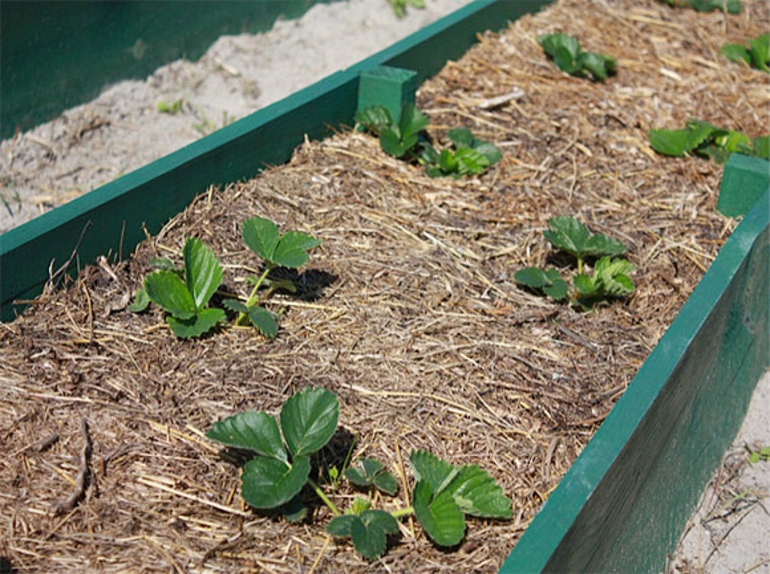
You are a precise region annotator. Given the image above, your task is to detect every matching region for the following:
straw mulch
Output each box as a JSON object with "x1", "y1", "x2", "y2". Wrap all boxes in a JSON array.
[{"x1": 1, "y1": 0, "x2": 767, "y2": 572}]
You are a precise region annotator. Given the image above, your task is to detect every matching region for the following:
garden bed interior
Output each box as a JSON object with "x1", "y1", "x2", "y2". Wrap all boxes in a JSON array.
[{"x1": 1, "y1": 0, "x2": 768, "y2": 572}]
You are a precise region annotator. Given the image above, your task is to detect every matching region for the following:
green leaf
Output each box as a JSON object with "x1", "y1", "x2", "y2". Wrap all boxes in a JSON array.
[
  {"x1": 280, "y1": 494, "x2": 308, "y2": 523},
  {"x1": 128, "y1": 288, "x2": 150, "y2": 312},
  {"x1": 583, "y1": 232, "x2": 628, "y2": 258},
  {"x1": 593, "y1": 257, "x2": 636, "y2": 297},
  {"x1": 720, "y1": 43, "x2": 752, "y2": 66},
  {"x1": 447, "y1": 128, "x2": 475, "y2": 148},
  {"x1": 684, "y1": 119, "x2": 718, "y2": 150},
  {"x1": 747, "y1": 33, "x2": 769, "y2": 72},
  {"x1": 280, "y1": 388, "x2": 339, "y2": 457},
  {"x1": 144, "y1": 271, "x2": 196, "y2": 319},
  {"x1": 514, "y1": 267, "x2": 550, "y2": 289},
  {"x1": 327, "y1": 514, "x2": 358, "y2": 536},
  {"x1": 272, "y1": 230, "x2": 322, "y2": 269},
  {"x1": 374, "y1": 472, "x2": 399, "y2": 496},
  {"x1": 650, "y1": 128, "x2": 692, "y2": 157},
  {"x1": 352, "y1": 497, "x2": 371, "y2": 515},
  {"x1": 752, "y1": 136, "x2": 770, "y2": 160},
  {"x1": 398, "y1": 103, "x2": 429, "y2": 141},
  {"x1": 574, "y1": 273, "x2": 597, "y2": 298},
  {"x1": 474, "y1": 141, "x2": 502, "y2": 165},
  {"x1": 183, "y1": 238, "x2": 223, "y2": 310},
  {"x1": 579, "y1": 52, "x2": 616, "y2": 81},
  {"x1": 543, "y1": 216, "x2": 591, "y2": 257},
  {"x1": 350, "y1": 510, "x2": 399, "y2": 560},
  {"x1": 443, "y1": 465, "x2": 512, "y2": 519},
  {"x1": 554, "y1": 46, "x2": 581, "y2": 75},
  {"x1": 413, "y1": 480, "x2": 466, "y2": 547},
  {"x1": 355, "y1": 105, "x2": 394, "y2": 135},
  {"x1": 344, "y1": 458, "x2": 399, "y2": 495},
  {"x1": 246, "y1": 305, "x2": 279, "y2": 339},
  {"x1": 543, "y1": 276, "x2": 569, "y2": 301},
  {"x1": 409, "y1": 450, "x2": 460, "y2": 497},
  {"x1": 207, "y1": 410, "x2": 287, "y2": 461},
  {"x1": 454, "y1": 147, "x2": 491, "y2": 175},
  {"x1": 538, "y1": 33, "x2": 581, "y2": 60},
  {"x1": 166, "y1": 308, "x2": 225, "y2": 338},
  {"x1": 222, "y1": 298, "x2": 248, "y2": 313},
  {"x1": 241, "y1": 454, "x2": 311, "y2": 509},
  {"x1": 380, "y1": 127, "x2": 408, "y2": 158},
  {"x1": 242, "y1": 217, "x2": 280, "y2": 263}
]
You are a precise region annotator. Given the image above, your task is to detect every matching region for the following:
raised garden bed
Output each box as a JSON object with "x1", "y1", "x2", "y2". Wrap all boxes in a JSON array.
[{"x1": 1, "y1": 0, "x2": 768, "y2": 572}]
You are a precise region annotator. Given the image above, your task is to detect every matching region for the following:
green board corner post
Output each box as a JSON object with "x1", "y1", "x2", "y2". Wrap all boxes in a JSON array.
[
  {"x1": 0, "y1": 0, "x2": 554, "y2": 322},
  {"x1": 717, "y1": 153, "x2": 770, "y2": 218},
  {"x1": 357, "y1": 65, "x2": 418, "y2": 122},
  {"x1": 500, "y1": 189, "x2": 769, "y2": 573}
]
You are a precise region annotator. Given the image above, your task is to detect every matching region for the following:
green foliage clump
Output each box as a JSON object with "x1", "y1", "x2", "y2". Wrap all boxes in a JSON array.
[
  {"x1": 130, "y1": 217, "x2": 320, "y2": 339},
  {"x1": 388, "y1": 0, "x2": 425, "y2": 18},
  {"x1": 650, "y1": 119, "x2": 770, "y2": 163},
  {"x1": 515, "y1": 216, "x2": 635, "y2": 309},
  {"x1": 721, "y1": 33, "x2": 769, "y2": 73},
  {"x1": 207, "y1": 388, "x2": 512, "y2": 561},
  {"x1": 537, "y1": 33, "x2": 617, "y2": 82},
  {"x1": 355, "y1": 104, "x2": 501, "y2": 178}
]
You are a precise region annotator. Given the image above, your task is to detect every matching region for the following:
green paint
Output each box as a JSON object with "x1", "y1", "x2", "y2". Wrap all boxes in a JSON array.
[
  {"x1": 717, "y1": 153, "x2": 770, "y2": 217},
  {"x1": 357, "y1": 66, "x2": 418, "y2": 123}
]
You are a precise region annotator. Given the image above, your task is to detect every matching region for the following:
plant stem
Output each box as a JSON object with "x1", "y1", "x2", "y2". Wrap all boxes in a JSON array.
[
  {"x1": 236, "y1": 265, "x2": 273, "y2": 325},
  {"x1": 577, "y1": 256, "x2": 583, "y2": 275},
  {"x1": 390, "y1": 506, "x2": 414, "y2": 519},
  {"x1": 307, "y1": 478, "x2": 341, "y2": 517}
]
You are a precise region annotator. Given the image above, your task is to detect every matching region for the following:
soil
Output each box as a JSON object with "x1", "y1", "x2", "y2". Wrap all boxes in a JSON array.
[{"x1": 1, "y1": 0, "x2": 768, "y2": 573}]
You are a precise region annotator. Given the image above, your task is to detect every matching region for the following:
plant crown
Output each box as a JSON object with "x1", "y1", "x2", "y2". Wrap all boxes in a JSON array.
[
  {"x1": 537, "y1": 33, "x2": 617, "y2": 82},
  {"x1": 207, "y1": 388, "x2": 512, "y2": 560}
]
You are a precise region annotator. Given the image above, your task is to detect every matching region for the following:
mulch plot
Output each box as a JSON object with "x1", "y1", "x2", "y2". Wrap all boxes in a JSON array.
[{"x1": 1, "y1": 0, "x2": 767, "y2": 572}]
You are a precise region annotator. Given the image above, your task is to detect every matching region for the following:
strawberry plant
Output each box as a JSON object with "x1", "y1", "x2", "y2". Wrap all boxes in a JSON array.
[
  {"x1": 658, "y1": 0, "x2": 741, "y2": 14},
  {"x1": 223, "y1": 217, "x2": 321, "y2": 338},
  {"x1": 515, "y1": 216, "x2": 635, "y2": 309},
  {"x1": 207, "y1": 388, "x2": 512, "y2": 561},
  {"x1": 721, "y1": 33, "x2": 769, "y2": 73},
  {"x1": 132, "y1": 238, "x2": 226, "y2": 337},
  {"x1": 422, "y1": 128, "x2": 502, "y2": 178},
  {"x1": 130, "y1": 217, "x2": 320, "y2": 339},
  {"x1": 356, "y1": 105, "x2": 501, "y2": 178},
  {"x1": 537, "y1": 33, "x2": 617, "y2": 82},
  {"x1": 388, "y1": 0, "x2": 425, "y2": 18},
  {"x1": 650, "y1": 119, "x2": 770, "y2": 163}
]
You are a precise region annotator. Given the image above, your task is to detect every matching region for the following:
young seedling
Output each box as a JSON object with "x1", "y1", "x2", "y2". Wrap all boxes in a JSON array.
[
  {"x1": 537, "y1": 33, "x2": 617, "y2": 82},
  {"x1": 515, "y1": 216, "x2": 634, "y2": 309},
  {"x1": 650, "y1": 119, "x2": 770, "y2": 163},
  {"x1": 134, "y1": 238, "x2": 225, "y2": 338},
  {"x1": 746, "y1": 445, "x2": 770, "y2": 464},
  {"x1": 422, "y1": 128, "x2": 502, "y2": 178},
  {"x1": 721, "y1": 33, "x2": 769, "y2": 73},
  {"x1": 223, "y1": 217, "x2": 321, "y2": 338},
  {"x1": 388, "y1": 0, "x2": 425, "y2": 18},
  {"x1": 658, "y1": 0, "x2": 741, "y2": 14},
  {"x1": 157, "y1": 98, "x2": 184, "y2": 114},
  {"x1": 356, "y1": 105, "x2": 501, "y2": 178},
  {"x1": 207, "y1": 388, "x2": 512, "y2": 561}
]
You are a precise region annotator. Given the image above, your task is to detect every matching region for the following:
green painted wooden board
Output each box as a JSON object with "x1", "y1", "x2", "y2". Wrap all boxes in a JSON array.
[
  {"x1": 501, "y1": 189, "x2": 769, "y2": 573},
  {"x1": 0, "y1": 0, "x2": 552, "y2": 322}
]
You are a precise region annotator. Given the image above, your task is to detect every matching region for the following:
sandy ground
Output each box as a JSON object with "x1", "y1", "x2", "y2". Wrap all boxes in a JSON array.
[
  {"x1": 0, "y1": 0, "x2": 473, "y2": 234},
  {"x1": 0, "y1": 0, "x2": 767, "y2": 571}
]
